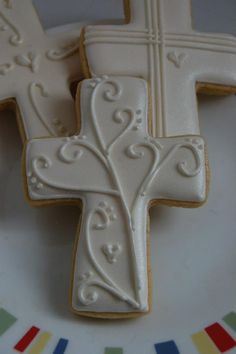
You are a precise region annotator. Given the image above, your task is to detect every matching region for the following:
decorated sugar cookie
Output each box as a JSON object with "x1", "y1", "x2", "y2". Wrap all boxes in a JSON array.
[
  {"x1": 0, "y1": 0, "x2": 83, "y2": 139},
  {"x1": 24, "y1": 0, "x2": 236, "y2": 319},
  {"x1": 25, "y1": 76, "x2": 207, "y2": 318},
  {"x1": 81, "y1": 0, "x2": 236, "y2": 137}
]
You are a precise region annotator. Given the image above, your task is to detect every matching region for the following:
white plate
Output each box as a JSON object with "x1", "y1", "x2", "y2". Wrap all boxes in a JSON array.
[{"x1": 0, "y1": 1, "x2": 236, "y2": 353}]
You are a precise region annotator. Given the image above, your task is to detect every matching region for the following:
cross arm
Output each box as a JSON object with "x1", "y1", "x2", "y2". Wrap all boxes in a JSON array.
[
  {"x1": 80, "y1": 0, "x2": 236, "y2": 137},
  {"x1": 0, "y1": 0, "x2": 44, "y2": 40},
  {"x1": 139, "y1": 135, "x2": 207, "y2": 206},
  {"x1": 124, "y1": 0, "x2": 192, "y2": 31},
  {"x1": 25, "y1": 135, "x2": 117, "y2": 201},
  {"x1": 0, "y1": 0, "x2": 84, "y2": 139},
  {"x1": 82, "y1": 0, "x2": 193, "y2": 79}
]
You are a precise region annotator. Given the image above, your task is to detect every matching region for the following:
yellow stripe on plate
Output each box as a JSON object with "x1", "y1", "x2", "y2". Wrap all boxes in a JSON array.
[
  {"x1": 28, "y1": 331, "x2": 52, "y2": 354},
  {"x1": 191, "y1": 331, "x2": 219, "y2": 354}
]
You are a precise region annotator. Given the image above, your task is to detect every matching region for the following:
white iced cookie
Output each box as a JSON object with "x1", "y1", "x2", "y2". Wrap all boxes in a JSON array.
[
  {"x1": 81, "y1": 0, "x2": 236, "y2": 137},
  {"x1": 0, "y1": 0, "x2": 84, "y2": 139},
  {"x1": 25, "y1": 76, "x2": 207, "y2": 318}
]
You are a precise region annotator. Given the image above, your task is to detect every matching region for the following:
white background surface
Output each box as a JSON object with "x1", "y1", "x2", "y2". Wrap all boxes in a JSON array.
[{"x1": 0, "y1": 1, "x2": 236, "y2": 353}]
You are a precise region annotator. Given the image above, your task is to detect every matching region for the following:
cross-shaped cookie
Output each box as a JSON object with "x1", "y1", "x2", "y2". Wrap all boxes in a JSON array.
[
  {"x1": 0, "y1": 0, "x2": 83, "y2": 140},
  {"x1": 81, "y1": 0, "x2": 236, "y2": 137},
  {"x1": 24, "y1": 76, "x2": 207, "y2": 318}
]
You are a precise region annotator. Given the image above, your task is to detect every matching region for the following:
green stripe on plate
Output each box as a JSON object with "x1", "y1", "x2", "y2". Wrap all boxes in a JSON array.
[
  {"x1": 0, "y1": 308, "x2": 17, "y2": 336},
  {"x1": 105, "y1": 348, "x2": 123, "y2": 354},
  {"x1": 223, "y1": 312, "x2": 236, "y2": 332}
]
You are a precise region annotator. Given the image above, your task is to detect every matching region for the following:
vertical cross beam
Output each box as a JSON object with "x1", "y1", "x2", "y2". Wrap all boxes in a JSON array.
[
  {"x1": 0, "y1": 0, "x2": 83, "y2": 140},
  {"x1": 81, "y1": 0, "x2": 236, "y2": 137},
  {"x1": 25, "y1": 76, "x2": 207, "y2": 318}
]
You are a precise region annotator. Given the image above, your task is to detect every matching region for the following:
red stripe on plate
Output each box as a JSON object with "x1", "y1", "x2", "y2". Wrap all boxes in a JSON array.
[
  {"x1": 14, "y1": 326, "x2": 40, "y2": 352},
  {"x1": 205, "y1": 323, "x2": 236, "y2": 353}
]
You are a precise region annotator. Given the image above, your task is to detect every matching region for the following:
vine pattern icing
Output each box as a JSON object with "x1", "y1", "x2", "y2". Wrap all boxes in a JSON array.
[
  {"x1": 0, "y1": 0, "x2": 83, "y2": 138},
  {"x1": 0, "y1": 8, "x2": 23, "y2": 45},
  {"x1": 27, "y1": 77, "x2": 205, "y2": 310},
  {"x1": 15, "y1": 52, "x2": 40, "y2": 73},
  {"x1": 46, "y1": 41, "x2": 80, "y2": 61},
  {"x1": 29, "y1": 82, "x2": 70, "y2": 137}
]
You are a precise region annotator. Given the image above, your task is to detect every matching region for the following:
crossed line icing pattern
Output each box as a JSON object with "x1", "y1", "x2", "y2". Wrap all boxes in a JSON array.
[
  {"x1": 0, "y1": 0, "x2": 83, "y2": 139},
  {"x1": 83, "y1": 0, "x2": 236, "y2": 138},
  {"x1": 26, "y1": 76, "x2": 206, "y2": 313}
]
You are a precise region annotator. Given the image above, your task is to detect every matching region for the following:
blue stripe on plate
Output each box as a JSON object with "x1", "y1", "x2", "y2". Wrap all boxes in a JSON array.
[
  {"x1": 52, "y1": 338, "x2": 69, "y2": 354},
  {"x1": 155, "y1": 340, "x2": 180, "y2": 354}
]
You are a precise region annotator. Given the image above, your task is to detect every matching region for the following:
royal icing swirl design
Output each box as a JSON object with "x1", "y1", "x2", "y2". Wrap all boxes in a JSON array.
[
  {"x1": 0, "y1": 9, "x2": 23, "y2": 45},
  {"x1": 0, "y1": 0, "x2": 83, "y2": 139},
  {"x1": 28, "y1": 82, "x2": 56, "y2": 136},
  {"x1": 26, "y1": 76, "x2": 207, "y2": 314},
  {"x1": 46, "y1": 41, "x2": 80, "y2": 61}
]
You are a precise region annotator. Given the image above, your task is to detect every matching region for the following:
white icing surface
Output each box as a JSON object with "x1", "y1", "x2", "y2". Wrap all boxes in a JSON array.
[
  {"x1": 0, "y1": 0, "x2": 83, "y2": 139},
  {"x1": 84, "y1": 0, "x2": 236, "y2": 137},
  {"x1": 26, "y1": 76, "x2": 207, "y2": 313}
]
